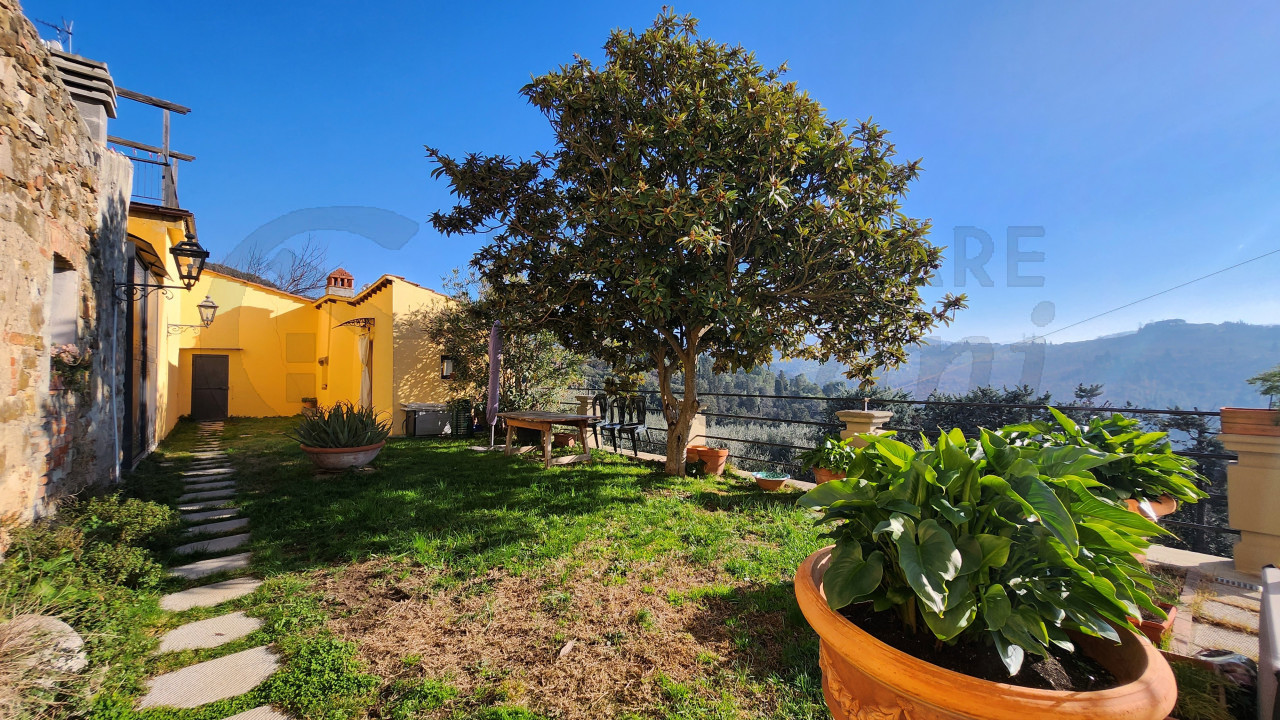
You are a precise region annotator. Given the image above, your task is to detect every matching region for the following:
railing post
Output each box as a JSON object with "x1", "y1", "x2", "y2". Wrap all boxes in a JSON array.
[
  {"x1": 1222, "y1": 430, "x2": 1280, "y2": 574},
  {"x1": 836, "y1": 410, "x2": 894, "y2": 448}
]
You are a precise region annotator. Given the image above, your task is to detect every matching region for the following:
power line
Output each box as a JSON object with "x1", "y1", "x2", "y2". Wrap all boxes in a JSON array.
[{"x1": 1035, "y1": 246, "x2": 1280, "y2": 340}]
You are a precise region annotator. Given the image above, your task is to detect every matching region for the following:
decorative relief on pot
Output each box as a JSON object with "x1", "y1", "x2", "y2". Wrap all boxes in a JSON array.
[{"x1": 820, "y1": 644, "x2": 916, "y2": 720}]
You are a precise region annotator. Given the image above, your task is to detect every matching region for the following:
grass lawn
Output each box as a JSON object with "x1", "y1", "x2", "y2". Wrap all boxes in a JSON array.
[{"x1": 7, "y1": 417, "x2": 831, "y2": 719}]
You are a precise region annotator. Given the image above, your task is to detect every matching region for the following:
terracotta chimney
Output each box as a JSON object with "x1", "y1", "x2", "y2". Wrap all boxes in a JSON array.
[{"x1": 326, "y1": 268, "x2": 354, "y2": 298}]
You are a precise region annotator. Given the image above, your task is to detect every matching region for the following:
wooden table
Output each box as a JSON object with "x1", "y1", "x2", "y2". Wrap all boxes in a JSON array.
[{"x1": 498, "y1": 411, "x2": 598, "y2": 469}]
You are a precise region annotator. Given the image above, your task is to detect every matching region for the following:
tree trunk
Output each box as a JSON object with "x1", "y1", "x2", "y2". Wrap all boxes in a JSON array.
[{"x1": 660, "y1": 349, "x2": 701, "y2": 476}]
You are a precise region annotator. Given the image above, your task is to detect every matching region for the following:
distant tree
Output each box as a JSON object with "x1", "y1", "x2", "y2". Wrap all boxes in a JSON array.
[
  {"x1": 1247, "y1": 364, "x2": 1280, "y2": 407},
  {"x1": 908, "y1": 385, "x2": 1054, "y2": 441},
  {"x1": 426, "y1": 11, "x2": 964, "y2": 474},
  {"x1": 1073, "y1": 383, "x2": 1105, "y2": 405},
  {"x1": 230, "y1": 235, "x2": 331, "y2": 297},
  {"x1": 417, "y1": 271, "x2": 583, "y2": 414}
]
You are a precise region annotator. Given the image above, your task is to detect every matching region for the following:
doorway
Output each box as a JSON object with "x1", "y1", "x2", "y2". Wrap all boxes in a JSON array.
[{"x1": 191, "y1": 354, "x2": 229, "y2": 421}]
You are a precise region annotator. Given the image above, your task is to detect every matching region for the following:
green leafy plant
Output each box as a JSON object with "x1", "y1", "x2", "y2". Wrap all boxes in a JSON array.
[
  {"x1": 288, "y1": 401, "x2": 391, "y2": 449},
  {"x1": 1247, "y1": 363, "x2": 1280, "y2": 408},
  {"x1": 1005, "y1": 408, "x2": 1209, "y2": 504},
  {"x1": 797, "y1": 437, "x2": 859, "y2": 473},
  {"x1": 799, "y1": 424, "x2": 1188, "y2": 676}
]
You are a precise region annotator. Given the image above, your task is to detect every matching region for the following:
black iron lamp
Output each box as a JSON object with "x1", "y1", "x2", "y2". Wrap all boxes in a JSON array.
[
  {"x1": 170, "y1": 231, "x2": 210, "y2": 290},
  {"x1": 113, "y1": 221, "x2": 212, "y2": 302}
]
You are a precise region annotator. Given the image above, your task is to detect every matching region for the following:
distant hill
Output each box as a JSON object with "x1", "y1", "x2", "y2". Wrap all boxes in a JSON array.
[{"x1": 771, "y1": 320, "x2": 1280, "y2": 410}]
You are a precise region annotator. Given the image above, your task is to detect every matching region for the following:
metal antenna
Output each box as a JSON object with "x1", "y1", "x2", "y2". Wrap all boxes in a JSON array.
[{"x1": 34, "y1": 17, "x2": 73, "y2": 53}]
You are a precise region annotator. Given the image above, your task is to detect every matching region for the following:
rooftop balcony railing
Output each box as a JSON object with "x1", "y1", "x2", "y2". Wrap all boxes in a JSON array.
[{"x1": 107, "y1": 88, "x2": 193, "y2": 208}]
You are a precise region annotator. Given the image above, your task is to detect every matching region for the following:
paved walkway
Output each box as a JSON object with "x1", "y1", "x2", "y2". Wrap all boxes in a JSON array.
[
  {"x1": 1147, "y1": 544, "x2": 1261, "y2": 660},
  {"x1": 137, "y1": 422, "x2": 288, "y2": 717}
]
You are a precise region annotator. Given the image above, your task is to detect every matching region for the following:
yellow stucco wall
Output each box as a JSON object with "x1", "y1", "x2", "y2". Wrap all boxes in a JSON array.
[{"x1": 161, "y1": 271, "x2": 453, "y2": 436}]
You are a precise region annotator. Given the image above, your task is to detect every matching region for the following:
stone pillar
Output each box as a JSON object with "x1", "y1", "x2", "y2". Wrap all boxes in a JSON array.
[
  {"x1": 688, "y1": 413, "x2": 708, "y2": 448},
  {"x1": 1223, "y1": 432, "x2": 1280, "y2": 575},
  {"x1": 836, "y1": 410, "x2": 894, "y2": 448}
]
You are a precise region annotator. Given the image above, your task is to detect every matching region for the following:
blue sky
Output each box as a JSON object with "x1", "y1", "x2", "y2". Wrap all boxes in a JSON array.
[{"x1": 25, "y1": 0, "x2": 1280, "y2": 343}]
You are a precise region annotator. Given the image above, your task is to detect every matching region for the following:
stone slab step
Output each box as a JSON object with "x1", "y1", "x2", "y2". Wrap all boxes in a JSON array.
[
  {"x1": 226, "y1": 706, "x2": 290, "y2": 720},
  {"x1": 168, "y1": 552, "x2": 251, "y2": 580},
  {"x1": 174, "y1": 533, "x2": 250, "y2": 556},
  {"x1": 183, "y1": 518, "x2": 249, "y2": 537},
  {"x1": 177, "y1": 498, "x2": 236, "y2": 512},
  {"x1": 182, "y1": 508, "x2": 241, "y2": 524},
  {"x1": 182, "y1": 467, "x2": 234, "y2": 477},
  {"x1": 157, "y1": 611, "x2": 262, "y2": 653},
  {"x1": 138, "y1": 645, "x2": 278, "y2": 709},
  {"x1": 190, "y1": 452, "x2": 227, "y2": 458},
  {"x1": 184, "y1": 480, "x2": 235, "y2": 492},
  {"x1": 177, "y1": 489, "x2": 236, "y2": 503},
  {"x1": 160, "y1": 577, "x2": 261, "y2": 611}
]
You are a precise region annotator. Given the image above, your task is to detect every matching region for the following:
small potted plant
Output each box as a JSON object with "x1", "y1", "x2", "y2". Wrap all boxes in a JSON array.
[
  {"x1": 1221, "y1": 363, "x2": 1280, "y2": 437},
  {"x1": 795, "y1": 424, "x2": 1186, "y2": 719},
  {"x1": 1004, "y1": 408, "x2": 1208, "y2": 520},
  {"x1": 300, "y1": 396, "x2": 318, "y2": 410},
  {"x1": 798, "y1": 436, "x2": 857, "y2": 484},
  {"x1": 289, "y1": 401, "x2": 391, "y2": 471},
  {"x1": 696, "y1": 444, "x2": 730, "y2": 476}
]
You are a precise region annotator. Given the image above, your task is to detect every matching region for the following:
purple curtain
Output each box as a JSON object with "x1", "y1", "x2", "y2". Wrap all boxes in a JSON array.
[{"x1": 486, "y1": 321, "x2": 502, "y2": 427}]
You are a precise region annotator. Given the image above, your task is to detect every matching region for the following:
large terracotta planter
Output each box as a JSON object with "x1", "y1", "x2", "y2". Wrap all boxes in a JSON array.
[
  {"x1": 1124, "y1": 495, "x2": 1178, "y2": 521},
  {"x1": 686, "y1": 445, "x2": 709, "y2": 464},
  {"x1": 301, "y1": 441, "x2": 385, "y2": 471},
  {"x1": 697, "y1": 447, "x2": 729, "y2": 476},
  {"x1": 812, "y1": 467, "x2": 846, "y2": 484},
  {"x1": 1221, "y1": 407, "x2": 1280, "y2": 437},
  {"x1": 1132, "y1": 602, "x2": 1177, "y2": 645},
  {"x1": 795, "y1": 546, "x2": 1177, "y2": 720}
]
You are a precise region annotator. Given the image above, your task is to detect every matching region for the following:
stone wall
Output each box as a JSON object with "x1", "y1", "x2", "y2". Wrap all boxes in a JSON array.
[{"x1": 0, "y1": 0, "x2": 131, "y2": 528}]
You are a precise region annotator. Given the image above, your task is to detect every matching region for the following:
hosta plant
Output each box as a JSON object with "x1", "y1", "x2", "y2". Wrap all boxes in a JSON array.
[
  {"x1": 288, "y1": 402, "x2": 391, "y2": 449},
  {"x1": 1005, "y1": 408, "x2": 1208, "y2": 504},
  {"x1": 799, "y1": 425, "x2": 1186, "y2": 676}
]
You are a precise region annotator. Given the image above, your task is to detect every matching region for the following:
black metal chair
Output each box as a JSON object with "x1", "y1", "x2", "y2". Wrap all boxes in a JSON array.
[
  {"x1": 591, "y1": 393, "x2": 617, "y2": 449},
  {"x1": 614, "y1": 395, "x2": 650, "y2": 457}
]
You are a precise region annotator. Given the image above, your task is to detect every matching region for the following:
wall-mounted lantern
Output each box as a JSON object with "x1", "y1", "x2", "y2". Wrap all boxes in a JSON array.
[
  {"x1": 167, "y1": 295, "x2": 218, "y2": 335},
  {"x1": 441, "y1": 355, "x2": 455, "y2": 380},
  {"x1": 170, "y1": 231, "x2": 210, "y2": 290}
]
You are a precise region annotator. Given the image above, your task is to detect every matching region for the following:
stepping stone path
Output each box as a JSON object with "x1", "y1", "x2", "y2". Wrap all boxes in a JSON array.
[{"x1": 142, "y1": 421, "x2": 287, "y2": 717}]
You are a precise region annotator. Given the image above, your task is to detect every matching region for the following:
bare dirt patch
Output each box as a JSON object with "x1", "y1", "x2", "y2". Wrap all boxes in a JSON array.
[{"x1": 319, "y1": 551, "x2": 806, "y2": 718}]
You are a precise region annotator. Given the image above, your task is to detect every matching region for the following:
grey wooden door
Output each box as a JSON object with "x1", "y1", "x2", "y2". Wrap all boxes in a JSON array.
[{"x1": 191, "y1": 355, "x2": 229, "y2": 421}]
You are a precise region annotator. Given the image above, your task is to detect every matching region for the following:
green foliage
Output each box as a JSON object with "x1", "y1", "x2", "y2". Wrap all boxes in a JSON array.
[
  {"x1": 799, "y1": 424, "x2": 1188, "y2": 676},
  {"x1": 1170, "y1": 661, "x2": 1233, "y2": 720},
  {"x1": 796, "y1": 437, "x2": 857, "y2": 472},
  {"x1": 262, "y1": 636, "x2": 378, "y2": 720},
  {"x1": 71, "y1": 495, "x2": 180, "y2": 547},
  {"x1": 288, "y1": 401, "x2": 391, "y2": 449},
  {"x1": 386, "y1": 678, "x2": 459, "y2": 719},
  {"x1": 416, "y1": 271, "x2": 583, "y2": 414},
  {"x1": 81, "y1": 544, "x2": 164, "y2": 588},
  {"x1": 1005, "y1": 408, "x2": 1209, "y2": 503},
  {"x1": 1247, "y1": 363, "x2": 1280, "y2": 403},
  {"x1": 427, "y1": 10, "x2": 963, "y2": 473}
]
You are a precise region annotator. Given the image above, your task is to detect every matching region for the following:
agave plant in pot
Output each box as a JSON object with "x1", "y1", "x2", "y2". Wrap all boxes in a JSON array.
[
  {"x1": 289, "y1": 401, "x2": 391, "y2": 471},
  {"x1": 795, "y1": 424, "x2": 1184, "y2": 719}
]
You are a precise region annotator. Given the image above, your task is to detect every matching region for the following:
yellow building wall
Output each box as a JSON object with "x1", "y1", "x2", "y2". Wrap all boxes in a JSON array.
[
  {"x1": 125, "y1": 212, "x2": 187, "y2": 449},
  {"x1": 391, "y1": 282, "x2": 454, "y2": 433},
  {"x1": 170, "y1": 271, "x2": 315, "y2": 426}
]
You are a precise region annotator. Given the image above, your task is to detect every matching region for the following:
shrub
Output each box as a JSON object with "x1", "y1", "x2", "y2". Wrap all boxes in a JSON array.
[
  {"x1": 796, "y1": 436, "x2": 858, "y2": 472},
  {"x1": 799, "y1": 421, "x2": 1196, "y2": 676},
  {"x1": 82, "y1": 544, "x2": 164, "y2": 589},
  {"x1": 288, "y1": 402, "x2": 391, "y2": 449},
  {"x1": 71, "y1": 495, "x2": 179, "y2": 546},
  {"x1": 1005, "y1": 408, "x2": 1209, "y2": 503}
]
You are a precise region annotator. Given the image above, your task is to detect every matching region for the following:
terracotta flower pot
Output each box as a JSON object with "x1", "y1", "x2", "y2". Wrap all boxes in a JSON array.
[
  {"x1": 686, "y1": 445, "x2": 709, "y2": 464},
  {"x1": 812, "y1": 467, "x2": 847, "y2": 484},
  {"x1": 1220, "y1": 407, "x2": 1280, "y2": 437},
  {"x1": 301, "y1": 441, "x2": 385, "y2": 471},
  {"x1": 1124, "y1": 495, "x2": 1178, "y2": 521},
  {"x1": 697, "y1": 447, "x2": 729, "y2": 476},
  {"x1": 552, "y1": 432, "x2": 576, "y2": 448},
  {"x1": 1130, "y1": 602, "x2": 1177, "y2": 645},
  {"x1": 795, "y1": 546, "x2": 1177, "y2": 720}
]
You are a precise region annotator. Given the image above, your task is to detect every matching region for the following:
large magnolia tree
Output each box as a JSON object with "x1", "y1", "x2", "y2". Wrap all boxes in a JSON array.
[{"x1": 427, "y1": 11, "x2": 965, "y2": 474}]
